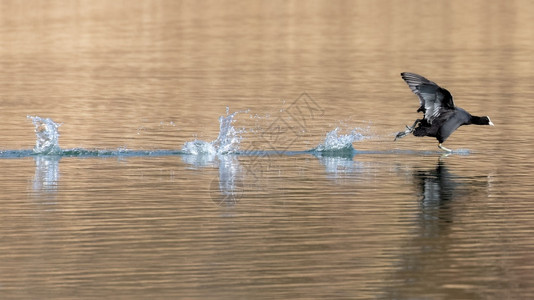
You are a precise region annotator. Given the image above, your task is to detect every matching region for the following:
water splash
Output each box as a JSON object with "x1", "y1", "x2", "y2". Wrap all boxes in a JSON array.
[
  {"x1": 28, "y1": 116, "x2": 62, "y2": 155},
  {"x1": 182, "y1": 108, "x2": 243, "y2": 155},
  {"x1": 182, "y1": 140, "x2": 217, "y2": 156},
  {"x1": 313, "y1": 127, "x2": 364, "y2": 154},
  {"x1": 212, "y1": 111, "x2": 242, "y2": 154}
]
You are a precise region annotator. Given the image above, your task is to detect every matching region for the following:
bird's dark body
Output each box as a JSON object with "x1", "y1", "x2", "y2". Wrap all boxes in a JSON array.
[{"x1": 413, "y1": 107, "x2": 469, "y2": 143}]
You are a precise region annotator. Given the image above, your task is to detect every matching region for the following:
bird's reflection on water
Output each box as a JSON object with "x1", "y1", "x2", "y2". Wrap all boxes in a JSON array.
[
  {"x1": 386, "y1": 158, "x2": 492, "y2": 299},
  {"x1": 414, "y1": 159, "x2": 457, "y2": 230}
]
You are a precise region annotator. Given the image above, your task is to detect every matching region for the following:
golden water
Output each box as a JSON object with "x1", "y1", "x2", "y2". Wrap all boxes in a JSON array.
[{"x1": 1, "y1": 1, "x2": 533, "y2": 299}]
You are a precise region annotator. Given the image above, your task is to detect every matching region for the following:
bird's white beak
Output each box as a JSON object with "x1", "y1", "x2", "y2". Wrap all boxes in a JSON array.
[{"x1": 488, "y1": 117, "x2": 494, "y2": 126}]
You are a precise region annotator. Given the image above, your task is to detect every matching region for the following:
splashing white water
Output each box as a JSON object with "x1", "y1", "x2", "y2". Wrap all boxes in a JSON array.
[
  {"x1": 182, "y1": 109, "x2": 243, "y2": 155},
  {"x1": 28, "y1": 116, "x2": 62, "y2": 155},
  {"x1": 314, "y1": 127, "x2": 364, "y2": 152},
  {"x1": 182, "y1": 140, "x2": 217, "y2": 156}
]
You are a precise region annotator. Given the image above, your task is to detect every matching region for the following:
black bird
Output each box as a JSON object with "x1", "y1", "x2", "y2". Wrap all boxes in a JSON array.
[{"x1": 394, "y1": 72, "x2": 494, "y2": 152}]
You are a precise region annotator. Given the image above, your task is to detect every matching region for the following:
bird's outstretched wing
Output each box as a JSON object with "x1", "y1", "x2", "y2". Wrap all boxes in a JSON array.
[{"x1": 401, "y1": 72, "x2": 455, "y2": 124}]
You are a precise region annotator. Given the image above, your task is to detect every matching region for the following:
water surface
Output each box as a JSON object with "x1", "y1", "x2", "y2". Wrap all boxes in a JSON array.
[{"x1": 1, "y1": 1, "x2": 534, "y2": 299}]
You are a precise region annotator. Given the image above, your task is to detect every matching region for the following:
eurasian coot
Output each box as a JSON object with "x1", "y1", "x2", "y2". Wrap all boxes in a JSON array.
[{"x1": 394, "y1": 72, "x2": 494, "y2": 152}]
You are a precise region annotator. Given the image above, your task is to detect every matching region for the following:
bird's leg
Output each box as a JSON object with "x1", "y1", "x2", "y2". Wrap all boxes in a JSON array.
[
  {"x1": 438, "y1": 143, "x2": 452, "y2": 153},
  {"x1": 394, "y1": 119, "x2": 422, "y2": 141}
]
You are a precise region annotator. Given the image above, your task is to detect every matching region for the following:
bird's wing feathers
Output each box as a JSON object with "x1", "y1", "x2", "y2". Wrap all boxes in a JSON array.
[
  {"x1": 400, "y1": 72, "x2": 455, "y2": 124},
  {"x1": 400, "y1": 72, "x2": 437, "y2": 92},
  {"x1": 401, "y1": 72, "x2": 436, "y2": 109}
]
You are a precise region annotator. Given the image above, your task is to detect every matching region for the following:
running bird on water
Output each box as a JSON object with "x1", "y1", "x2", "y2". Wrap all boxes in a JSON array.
[{"x1": 394, "y1": 72, "x2": 494, "y2": 152}]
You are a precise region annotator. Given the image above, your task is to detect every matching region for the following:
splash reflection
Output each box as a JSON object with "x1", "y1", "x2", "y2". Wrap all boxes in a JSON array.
[
  {"x1": 316, "y1": 154, "x2": 366, "y2": 182},
  {"x1": 182, "y1": 154, "x2": 243, "y2": 206},
  {"x1": 213, "y1": 155, "x2": 244, "y2": 206},
  {"x1": 32, "y1": 156, "x2": 60, "y2": 201}
]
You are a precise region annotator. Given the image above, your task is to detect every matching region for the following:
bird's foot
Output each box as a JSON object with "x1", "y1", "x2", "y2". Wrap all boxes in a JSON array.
[
  {"x1": 438, "y1": 143, "x2": 452, "y2": 153},
  {"x1": 440, "y1": 152, "x2": 452, "y2": 159},
  {"x1": 394, "y1": 125, "x2": 414, "y2": 141}
]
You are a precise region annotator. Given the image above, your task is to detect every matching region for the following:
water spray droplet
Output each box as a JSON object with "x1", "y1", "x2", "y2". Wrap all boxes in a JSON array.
[{"x1": 28, "y1": 116, "x2": 62, "y2": 155}]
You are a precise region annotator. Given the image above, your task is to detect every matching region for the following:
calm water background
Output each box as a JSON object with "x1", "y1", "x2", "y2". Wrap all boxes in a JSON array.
[{"x1": 1, "y1": 0, "x2": 534, "y2": 299}]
